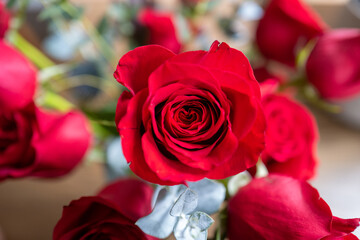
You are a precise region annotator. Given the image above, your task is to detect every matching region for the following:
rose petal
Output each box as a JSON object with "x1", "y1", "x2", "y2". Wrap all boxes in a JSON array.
[
  {"x1": 206, "y1": 100, "x2": 265, "y2": 179},
  {"x1": 256, "y1": 0, "x2": 327, "y2": 66},
  {"x1": 54, "y1": 197, "x2": 120, "y2": 239},
  {"x1": 306, "y1": 29, "x2": 360, "y2": 100},
  {"x1": 30, "y1": 108, "x2": 91, "y2": 177},
  {"x1": 228, "y1": 175, "x2": 359, "y2": 240},
  {"x1": 114, "y1": 45, "x2": 175, "y2": 95},
  {"x1": 148, "y1": 61, "x2": 222, "y2": 96},
  {"x1": 115, "y1": 91, "x2": 133, "y2": 131},
  {"x1": 208, "y1": 69, "x2": 259, "y2": 139},
  {"x1": 0, "y1": 42, "x2": 37, "y2": 111},
  {"x1": 168, "y1": 41, "x2": 258, "y2": 95},
  {"x1": 0, "y1": 2, "x2": 10, "y2": 39},
  {"x1": 163, "y1": 124, "x2": 239, "y2": 171},
  {"x1": 98, "y1": 179, "x2": 154, "y2": 222},
  {"x1": 142, "y1": 125, "x2": 207, "y2": 183},
  {"x1": 139, "y1": 8, "x2": 181, "y2": 54},
  {"x1": 117, "y1": 89, "x2": 177, "y2": 185}
]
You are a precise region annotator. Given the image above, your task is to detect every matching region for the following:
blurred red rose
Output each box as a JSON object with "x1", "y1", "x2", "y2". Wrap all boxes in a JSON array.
[
  {"x1": 228, "y1": 175, "x2": 360, "y2": 240},
  {"x1": 0, "y1": 2, "x2": 10, "y2": 39},
  {"x1": 53, "y1": 178, "x2": 156, "y2": 240},
  {"x1": 0, "y1": 42, "x2": 36, "y2": 111},
  {"x1": 0, "y1": 104, "x2": 91, "y2": 180},
  {"x1": 0, "y1": 42, "x2": 91, "y2": 180},
  {"x1": 138, "y1": 8, "x2": 182, "y2": 54},
  {"x1": 306, "y1": 29, "x2": 360, "y2": 100},
  {"x1": 260, "y1": 81, "x2": 318, "y2": 180},
  {"x1": 256, "y1": 0, "x2": 327, "y2": 67},
  {"x1": 114, "y1": 41, "x2": 265, "y2": 185}
]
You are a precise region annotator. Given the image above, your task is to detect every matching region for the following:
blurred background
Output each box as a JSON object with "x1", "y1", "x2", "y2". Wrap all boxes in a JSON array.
[{"x1": 0, "y1": 0, "x2": 359, "y2": 239}]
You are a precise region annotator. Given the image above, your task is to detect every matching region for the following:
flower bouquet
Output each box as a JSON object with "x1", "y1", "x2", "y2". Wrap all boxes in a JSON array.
[{"x1": 0, "y1": 0, "x2": 360, "y2": 239}]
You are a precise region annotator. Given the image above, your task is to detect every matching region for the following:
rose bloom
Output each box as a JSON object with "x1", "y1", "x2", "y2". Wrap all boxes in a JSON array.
[
  {"x1": 114, "y1": 41, "x2": 265, "y2": 185},
  {"x1": 260, "y1": 80, "x2": 318, "y2": 180},
  {"x1": 256, "y1": 0, "x2": 327, "y2": 67},
  {"x1": 306, "y1": 29, "x2": 360, "y2": 100},
  {"x1": 138, "y1": 8, "x2": 181, "y2": 54},
  {"x1": 0, "y1": 42, "x2": 91, "y2": 180},
  {"x1": 0, "y1": 2, "x2": 10, "y2": 39},
  {"x1": 53, "y1": 178, "x2": 156, "y2": 240},
  {"x1": 228, "y1": 175, "x2": 360, "y2": 240}
]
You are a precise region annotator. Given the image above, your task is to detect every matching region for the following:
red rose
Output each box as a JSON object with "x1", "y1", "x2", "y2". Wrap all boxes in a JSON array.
[
  {"x1": 260, "y1": 81, "x2": 318, "y2": 180},
  {"x1": 0, "y1": 104, "x2": 91, "y2": 179},
  {"x1": 53, "y1": 178, "x2": 156, "y2": 240},
  {"x1": 306, "y1": 29, "x2": 360, "y2": 100},
  {"x1": 228, "y1": 175, "x2": 360, "y2": 240},
  {"x1": 114, "y1": 41, "x2": 265, "y2": 185},
  {"x1": 256, "y1": 0, "x2": 327, "y2": 67},
  {"x1": 0, "y1": 2, "x2": 10, "y2": 39},
  {"x1": 138, "y1": 8, "x2": 182, "y2": 54},
  {"x1": 0, "y1": 42, "x2": 91, "y2": 180}
]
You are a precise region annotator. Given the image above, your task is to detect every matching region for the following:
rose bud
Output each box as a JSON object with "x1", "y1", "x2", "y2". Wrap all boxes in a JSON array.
[
  {"x1": 306, "y1": 29, "x2": 360, "y2": 100},
  {"x1": 256, "y1": 0, "x2": 327, "y2": 67},
  {"x1": 53, "y1": 178, "x2": 157, "y2": 240},
  {"x1": 228, "y1": 175, "x2": 360, "y2": 240},
  {"x1": 114, "y1": 41, "x2": 266, "y2": 185},
  {"x1": 260, "y1": 80, "x2": 318, "y2": 180},
  {"x1": 138, "y1": 8, "x2": 182, "y2": 54},
  {"x1": 0, "y1": 2, "x2": 10, "y2": 39},
  {"x1": 0, "y1": 42, "x2": 91, "y2": 180}
]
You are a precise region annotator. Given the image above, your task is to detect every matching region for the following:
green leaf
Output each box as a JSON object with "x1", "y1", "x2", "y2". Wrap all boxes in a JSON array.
[
  {"x1": 6, "y1": 0, "x2": 18, "y2": 8},
  {"x1": 97, "y1": 16, "x2": 110, "y2": 36},
  {"x1": 38, "y1": 5, "x2": 63, "y2": 20}
]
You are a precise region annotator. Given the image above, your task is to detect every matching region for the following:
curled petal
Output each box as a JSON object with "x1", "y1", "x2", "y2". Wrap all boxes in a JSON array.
[
  {"x1": 168, "y1": 41, "x2": 258, "y2": 94},
  {"x1": 114, "y1": 45, "x2": 175, "y2": 95},
  {"x1": 30, "y1": 108, "x2": 91, "y2": 177},
  {"x1": 139, "y1": 8, "x2": 182, "y2": 54},
  {"x1": 228, "y1": 175, "x2": 360, "y2": 240},
  {"x1": 98, "y1": 179, "x2": 154, "y2": 222},
  {"x1": 142, "y1": 126, "x2": 207, "y2": 183},
  {"x1": 207, "y1": 100, "x2": 266, "y2": 179}
]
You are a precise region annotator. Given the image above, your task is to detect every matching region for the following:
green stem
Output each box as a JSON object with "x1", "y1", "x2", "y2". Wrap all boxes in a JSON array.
[
  {"x1": 8, "y1": 32, "x2": 55, "y2": 69},
  {"x1": 278, "y1": 76, "x2": 307, "y2": 91},
  {"x1": 300, "y1": 86, "x2": 341, "y2": 114}
]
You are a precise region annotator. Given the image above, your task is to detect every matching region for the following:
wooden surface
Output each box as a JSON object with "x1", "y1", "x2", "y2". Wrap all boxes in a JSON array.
[
  {"x1": 0, "y1": 163, "x2": 106, "y2": 240},
  {"x1": 312, "y1": 111, "x2": 360, "y2": 238}
]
